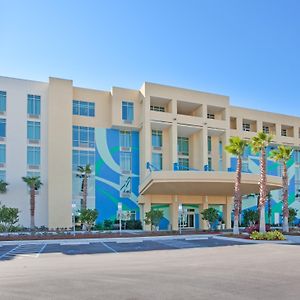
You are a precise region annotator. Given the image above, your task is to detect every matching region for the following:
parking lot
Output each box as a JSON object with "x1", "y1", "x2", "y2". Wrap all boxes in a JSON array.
[
  {"x1": 0, "y1": 236, "x2": 299, "y2": 299},
  {"x1": 0, "y1": 236, "x2": 251, "y2": 260}
]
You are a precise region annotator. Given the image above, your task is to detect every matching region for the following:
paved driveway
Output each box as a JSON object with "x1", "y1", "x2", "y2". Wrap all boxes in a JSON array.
[{"x1": 0, "y1": 237, "x2": 299, "y2": 299}]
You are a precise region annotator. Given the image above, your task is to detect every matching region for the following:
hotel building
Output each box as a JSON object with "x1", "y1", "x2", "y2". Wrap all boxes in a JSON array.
[{"x1": 0, "y1": 75, "x2": 299, "y2": 230}]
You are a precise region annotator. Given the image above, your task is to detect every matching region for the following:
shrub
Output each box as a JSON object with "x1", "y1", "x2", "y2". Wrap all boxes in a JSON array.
[
  {"x1": 126, "y1": 220, "x2": 142, "y2": 230},
  {"x1": 201, "y1": 207, "x2": 219, "y2": 229},
  {"x1": 289, "y1": 208, "x2": 298, "y2": 225},
  {"x1": 79, "y1": 209, "x2": 99, "y2": 232},
  {"x1": 144, "y1": 209, "x2": 164, "y2": 229},
  {"x1": 103, "y1": 219, "x2": 114, "y2": 230},
  {"x1": 245, "y1": 224, "x2": 271, "y2": 234},
  {"x1": 243, "y1": 209, "x2": 259, "y2": 226},
  {"x1": 0, "y1": 205, "x2": 19, "y2": 232},
  {"x1": 250, "y1": 230, "x2": 285, "y2": 240}
]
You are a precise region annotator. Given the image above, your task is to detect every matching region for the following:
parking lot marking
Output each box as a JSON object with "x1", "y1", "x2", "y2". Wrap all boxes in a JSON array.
[
  {"x1": 116, "y1": 239, "x2": 143, "y2": 243},
  {"x1": 0, "y1": 244, "x2": 48, "y2": 260},
  {"x1": 101, "y1": 242, "x2": 118, "y2": 254},
  {"x1": 0, "y1": 245, "x2": 20, "y2": 260},
  {"x1": 185, "y1": 237, "x2": 208, "y2": 241},
  {"x1": 60, "y1": 242, "x2": 90, "y2": 245}
]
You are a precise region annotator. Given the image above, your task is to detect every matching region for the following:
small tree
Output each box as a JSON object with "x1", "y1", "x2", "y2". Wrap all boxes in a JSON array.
[
  {"x1": 79, "y1": 209, "x2": 98, "y2": 232},
  {"x1": 201, "y1": 207, "x2": 219, "y2": 230},
  {"x1": 288, "y1": 208, "x2": 297, "y2": 226},
  {"x1": 144, "y1": 209, "x2": 164, "y2": 230},
  {"x1": 0, "y1": 204, "x2": 19, "y2": 232},
  {"x1": 243, "y1": 209, "x2": 259, "y2": 226},
  {"x1": 225, "y1": 137, "x2": 248, "y2": 234},
  {"x1": 77, "y1": 164, "x2": 92, "y2": 210},
  {"x1": 0, "y1": 180, "x2": 8, "y2": 194},
  {"x1": 22, "y1": 176, "x2": 43, "y2": 230},
  {"x1": 251, "y1": 132, "x2": 273, "y2": 233}
]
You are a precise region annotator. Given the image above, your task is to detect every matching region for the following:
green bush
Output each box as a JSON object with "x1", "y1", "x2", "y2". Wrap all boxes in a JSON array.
[
  {"x1": 243, "y1": 209, "x2": 259, "y2": 226},
  {"x1": 250, "y1": 230, "x2": 285, "y2": 240},
  {"x1": 144, "y1": 209, "x2": 164, "y2": 229},
  {"x1": 288, "y1": 208, "x2": 298, "y2": 225},
  {"x1": 103, "y1": 219, "x2": 114, "y2": 230},
  {"x1": 94, "y1": 223, "x2": 104, "y2": 231},
  {"x1": 0, "y1": 205, "x2": 19, "y2": 232},
  {"x1": 201, "y1": 207, "x2": 219, "y2": 229},
  {"x1": 79, "y1": 209, "x2": 99, "y2": 232},
  {"x1": 126, "y1": 220, "x2": 142, "y2": 230}
]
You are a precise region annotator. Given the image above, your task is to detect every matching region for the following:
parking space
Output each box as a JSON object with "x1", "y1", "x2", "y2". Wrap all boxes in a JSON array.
[{"x1": 0, "y1": 236, "x2": 255, "y2": 261}]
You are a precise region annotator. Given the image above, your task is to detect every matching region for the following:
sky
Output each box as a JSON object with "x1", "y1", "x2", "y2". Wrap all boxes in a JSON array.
[{"x1": 0, "y1": 0, "x2": 299, "y2": 116}]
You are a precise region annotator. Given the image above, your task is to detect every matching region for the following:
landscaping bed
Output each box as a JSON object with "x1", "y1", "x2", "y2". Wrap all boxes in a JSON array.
[{"x1": 0, "y1": 230, "x2": 222, "y2": 241}]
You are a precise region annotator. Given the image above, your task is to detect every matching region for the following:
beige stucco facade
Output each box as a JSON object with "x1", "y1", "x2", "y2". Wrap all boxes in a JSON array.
[{"x1": 0, "y1": 75, "x2": 299, "y2": 229}]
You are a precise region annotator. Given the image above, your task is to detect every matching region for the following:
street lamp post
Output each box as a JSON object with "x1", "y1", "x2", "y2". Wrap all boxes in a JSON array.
[
  {"x1": 178, "y1": 203, "x2": 183, "y2": 235},
  {"x1": 72, "y1": 202, "x2": 76, "y2": 236},
  {"x1": 118, "y1": 202, "x2": 122, "y2": 235}
]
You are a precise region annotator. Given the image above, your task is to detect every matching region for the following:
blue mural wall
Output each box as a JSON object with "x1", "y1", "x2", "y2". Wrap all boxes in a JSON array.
[{"x1": 95, "y1": 128, "x2": 140, "y2": 223}]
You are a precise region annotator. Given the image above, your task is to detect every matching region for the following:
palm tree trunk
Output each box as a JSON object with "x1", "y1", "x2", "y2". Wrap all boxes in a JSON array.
[
  {"x1": 259, "y1": 148, "x2": 267, "y2": 233},
  {"x1": 30, "y1": 187, "x2": 35, "y2": 230},
  {"x1": 282, "y1": 163, "x2": 289, "y2": 232},
  {"x1": 233, "y1": 156, "x2": 242, "y2": 234},
  {"x1": 82, "y1": 176, "x2": 88, "y2": 210}
]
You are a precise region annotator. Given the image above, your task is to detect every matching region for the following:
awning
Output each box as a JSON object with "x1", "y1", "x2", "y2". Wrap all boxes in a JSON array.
[{"x1": 139, "y1": 171, "x2": 282, "y2": 196}]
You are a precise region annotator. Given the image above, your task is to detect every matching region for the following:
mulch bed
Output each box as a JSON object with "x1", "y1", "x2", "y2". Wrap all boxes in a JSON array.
[
  {"x1": 0, "y1": 230, "x2": 222, "y2": 241},
  {"x1": 221, "y1": 233, "x2": 250, "y2": 240}
]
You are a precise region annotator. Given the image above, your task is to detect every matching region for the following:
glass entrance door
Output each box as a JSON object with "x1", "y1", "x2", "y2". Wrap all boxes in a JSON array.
[{"x1": 179, "y1": 208, "x2": 195, "y2": 229}]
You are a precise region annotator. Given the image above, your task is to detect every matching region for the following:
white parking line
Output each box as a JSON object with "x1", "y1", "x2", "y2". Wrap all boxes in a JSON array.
[
  {"x1": 36, "y1": 244, "x2": 47, "y2": 257},
  {"x1": 101, "y1": 242, "x2": 118, "y2": 254},
  {"x1": 0, "y1": 245, "x2": 21, "y2": 260},
  {"x1": 185, "y1": 237, "x2": 208, "y2": 241},
  {"x1": 116, "y1": 240, "x2": 143, "y2": 243},
  {"x1": 60, "y1": 242, "x2": 90, "y2": 245}
]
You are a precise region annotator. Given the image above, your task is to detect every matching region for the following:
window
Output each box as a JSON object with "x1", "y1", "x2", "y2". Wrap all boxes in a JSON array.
[
  {"x1": 120, "y1": 131, "x2": 132, "y2": 149},
  {"x1": 150, "y1": 105, "x2": 165, "y2": 112},
  {"x1": 243, "y1": 123, "x2": 250, "y2": 132},
  {"x1": 207, "y1": 113, "x2": 215, "y2": 119},
  {"x1": 208, "y1": 136, "x2": 212, "y2": 154},
  {"x1": 152, "y1": 153, "x2": 162, "y2": 170},
  {"x1": 0, "y1": 170, "x2": 6, "y2": 181},
  {"x1": 178, "y1": 157, "x2": 189, "y2": 170},
  {"x1": 152, "y1": 130, "x2": 162, "y2": 148},
  {"x1": 27, "y1": 95, "x2": 41, "y2": 116},
  {"x1": 122, "y1": 101, "x2": 134, "y2": 122},
  {"x1": 27, "y1": 121, "x2": 40, "y2": 141},
  {"x1": 27, "y1": 146, "x2": 40, "y2": 167},
  {"x1": 295, "y1": 150, "x2": 300, "y2": 165},
  {"x1": 0, "y1": 144, "x2": 5, "y2": 164},
  {"x1": 72, "y1": 150, "x2": 95, "y2": 170},
  {"x1": 178, "y1": 137, "x2": 189, "y2": 156},
  {"x1": 72, "y1": 126, "x2": 95, "y2": 148},
  {"x1": 27, "y1": 171, "x2": 40, "y2": 177},
  {"x1": 129, "y1": 210, "x2": 136, "y2": 220},
  {"x1": 0, "y1": 91, "x2": 6, "y2": 113},
  {"x1": 281, "y1": 129, "x2": 287, "y2": 137},
  {"x1": 263, "y1": 126, "x2": 269, "y2": 134},
  {"x1": 0, "y1": 119, "x2": 6, "y2": 138},
  {"x1": 73, "y1": 100, "x2": 95, "y2": 117},
  {"x1": 120, "y1": 152, "x2": 131, "y2": 173},
  {"x1": 120, "y1": 176, "x2": 131, "y2": 197}
]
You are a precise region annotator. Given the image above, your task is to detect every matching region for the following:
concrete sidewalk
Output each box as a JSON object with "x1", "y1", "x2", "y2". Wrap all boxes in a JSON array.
[{"x1": 0, "y1": 233, "x2": 218, "y2": 246}]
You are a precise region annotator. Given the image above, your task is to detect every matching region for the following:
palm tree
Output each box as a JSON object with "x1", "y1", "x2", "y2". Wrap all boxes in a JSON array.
[
  {"x1": 225, "y1": 136, "x2": 248, "y2": 234},
  {"x1": 22, "y1": 176, "x2": 43, "y2": 230},
  {"x1": 0, "y1": 179, "x2": 8, "y2": 194},
  {"x1": 251, "y1": 132, "x2": 273, "y2": 233},
  {"x1": 76, "y1": 164, "x2": 92, "y2": 210},
  {"x1": 270, "y1": 145, "x2": 293, "y2": 232}
]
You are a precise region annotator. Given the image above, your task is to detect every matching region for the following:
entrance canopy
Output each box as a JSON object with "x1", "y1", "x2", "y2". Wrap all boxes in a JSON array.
[{"x1": 139, "y1": 171, "x2": 282, "y2": 196}]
